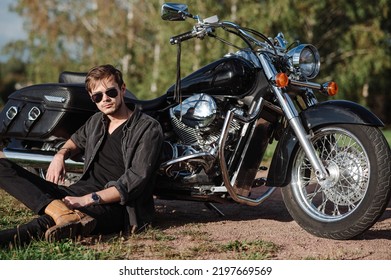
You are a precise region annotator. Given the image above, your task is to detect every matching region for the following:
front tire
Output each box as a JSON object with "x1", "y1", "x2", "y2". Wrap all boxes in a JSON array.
[{"x1": 281, "y1": 124, "x2": 391, "y2": 239}]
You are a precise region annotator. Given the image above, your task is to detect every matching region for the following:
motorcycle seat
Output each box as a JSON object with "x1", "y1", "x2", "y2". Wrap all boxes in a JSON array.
[
  {"x1": 125, "y1": 94, "x2": 168, "y2": 112},
  {"x1": 59, "y1": 71, "x2": 87, "y2": 84}
]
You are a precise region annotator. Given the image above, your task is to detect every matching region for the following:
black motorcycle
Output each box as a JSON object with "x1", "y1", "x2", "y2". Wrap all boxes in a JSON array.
[{"x1": 1, "y1": 3, "x2": 390, "y2": 240}]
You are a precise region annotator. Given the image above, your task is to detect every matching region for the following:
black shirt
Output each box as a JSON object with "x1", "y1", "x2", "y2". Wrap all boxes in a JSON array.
[{"x1": 85, "y1": 122, "x2": 126, "y2": 188}]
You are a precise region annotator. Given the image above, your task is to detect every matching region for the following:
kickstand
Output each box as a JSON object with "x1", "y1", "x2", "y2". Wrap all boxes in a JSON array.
[{"x1": 204, "y1": 202, "x2": 225, "y2": 217}]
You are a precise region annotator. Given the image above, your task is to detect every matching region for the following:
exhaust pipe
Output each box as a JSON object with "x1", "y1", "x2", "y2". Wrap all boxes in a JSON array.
[{"x1": 2, "y1": 147, "x2": 84, "y2": 172}]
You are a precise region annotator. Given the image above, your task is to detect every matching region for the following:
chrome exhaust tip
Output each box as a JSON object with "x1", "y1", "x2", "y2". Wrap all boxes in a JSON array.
[{"x1": 2, "y1": 147, "x2": 84, "y2": 172}]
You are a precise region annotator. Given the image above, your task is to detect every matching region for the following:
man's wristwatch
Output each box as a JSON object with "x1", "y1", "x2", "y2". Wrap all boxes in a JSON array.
[{"x1": 91, "y1": 192, "x2": 101, "y2": 205}]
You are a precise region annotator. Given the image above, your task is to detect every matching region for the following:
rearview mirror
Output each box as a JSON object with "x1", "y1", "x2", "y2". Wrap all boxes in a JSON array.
[{"x1": 161, "y1": 3, "x2": 191, "y2": 21}]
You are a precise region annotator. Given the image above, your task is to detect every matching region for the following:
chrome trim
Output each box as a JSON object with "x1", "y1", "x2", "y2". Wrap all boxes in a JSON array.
[
  {"x1": 259, "y1": 53, "x2": 328, "y2": 180},
  {"x1": 229, "y1": 114, "x2": 259, "y2": 187},
  {"x1": 44, "y1": 95, "x2": 66, "y2": 103},
  {"x1": 234, "y1": 97, "x2": 264, "y2": 123},
  {"x1": 160, "y1": 151, "x2": 215, "y2": 175},
  {"x1": 6, "y1": 106, "x2": 18, "y2": 120},
  {"x1": 27, "y1": 107, "x2": 41, "y2": 121},
  {"x1": 290, "y1": 80, "x2": 322, "y2": 90},
  {"x1": 3, "y1": 148, "x2": 83, "y2": 172},
  {"x1": 210, "y1": 186, "x2": 227, "y2": 192},
  {"x1": 171, "y1": 93, "x2": 217, "y2": 128},
  {"x1": 218, "y1": 109, "x2": 276, "y2": 206},
  {"x1": 288, "y1": 44, "x2": 320, "y2": 79}
]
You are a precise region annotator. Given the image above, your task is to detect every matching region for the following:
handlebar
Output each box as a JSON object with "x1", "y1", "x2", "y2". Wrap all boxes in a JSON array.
[
  {"x1": 169, "y1": 20, "x2": 276, "y2": 54},
  {"x1": 170, "y1": 30, "x2": 196, "y2": 45}
]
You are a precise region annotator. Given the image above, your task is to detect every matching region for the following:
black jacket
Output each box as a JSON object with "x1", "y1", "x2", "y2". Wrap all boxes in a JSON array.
[{"x1": 70, "y1": 107, "x2": 163, "y2": 231}]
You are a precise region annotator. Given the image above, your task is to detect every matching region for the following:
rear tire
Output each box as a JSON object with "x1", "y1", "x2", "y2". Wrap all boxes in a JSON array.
[{"x1": 281, "y1": 124, "x2": 391, "y2": 239}]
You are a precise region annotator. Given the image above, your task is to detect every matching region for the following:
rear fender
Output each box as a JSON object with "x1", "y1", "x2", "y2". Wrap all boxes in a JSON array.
[{"x1": 266, "y1": 100, "x2": 383, "y2": 187}]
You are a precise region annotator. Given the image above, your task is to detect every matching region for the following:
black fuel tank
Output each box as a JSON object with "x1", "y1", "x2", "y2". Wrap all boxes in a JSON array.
[{"x1": 167, "y1": 56, "x2": 258, "y2": 98}]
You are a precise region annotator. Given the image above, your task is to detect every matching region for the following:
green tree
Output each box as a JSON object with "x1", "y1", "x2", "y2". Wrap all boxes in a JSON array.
[
  {"x1": 0, "y1": 58, "x2": 27, "y2": 104},
  {"x1": 2, "y1": 0, "x2": 390, "y2": 123}
]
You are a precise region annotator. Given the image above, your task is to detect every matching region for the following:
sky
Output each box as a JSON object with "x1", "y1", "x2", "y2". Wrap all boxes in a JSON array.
[{"x1": 0, "y1": 0, "x2": 26, "y2": 61}]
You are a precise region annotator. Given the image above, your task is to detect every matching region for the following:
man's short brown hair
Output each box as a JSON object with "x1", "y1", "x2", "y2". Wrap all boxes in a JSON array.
[{"x1": 85, "y1": 64, "x2": 124, "y2": 93}]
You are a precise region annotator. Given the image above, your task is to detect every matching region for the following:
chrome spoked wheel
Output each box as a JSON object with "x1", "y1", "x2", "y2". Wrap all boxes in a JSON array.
[
  {"x1": 292, "y1": 127, "x2": 369, "y2": 222},
  {"x1": 282, "y1": 124, "x2": 391, "y2": 239}
]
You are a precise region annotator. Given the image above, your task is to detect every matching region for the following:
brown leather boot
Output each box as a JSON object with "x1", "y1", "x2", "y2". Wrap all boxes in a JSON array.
[{"x1": 44, "y1": 199, "x2": 96, "y2": 242}]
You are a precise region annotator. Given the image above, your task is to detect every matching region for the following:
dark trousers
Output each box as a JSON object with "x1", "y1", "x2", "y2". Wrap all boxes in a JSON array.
[{"x1": 0, "y1": 158, "x2": 127, "y2": 247}]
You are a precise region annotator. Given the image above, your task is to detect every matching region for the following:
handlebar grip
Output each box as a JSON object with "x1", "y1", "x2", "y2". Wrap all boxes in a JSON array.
[{"x1": 170, "y1": 30, "x2": 195, "y2": 44}]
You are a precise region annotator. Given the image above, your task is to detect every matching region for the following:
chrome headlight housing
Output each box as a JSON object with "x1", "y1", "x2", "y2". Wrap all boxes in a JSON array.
[{"x1": 288, "y1": 44, "x2": 320, "y2": 79}]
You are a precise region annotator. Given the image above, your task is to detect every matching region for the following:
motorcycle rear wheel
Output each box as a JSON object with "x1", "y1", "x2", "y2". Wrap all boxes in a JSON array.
[{"x1": 281, "y1": 124, "x2": 391, "y2": 239}]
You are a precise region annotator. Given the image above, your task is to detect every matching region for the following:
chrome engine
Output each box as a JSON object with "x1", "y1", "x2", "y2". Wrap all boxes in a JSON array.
[{"x1": 160, "y1": 93, "x2": 242, "y2": 178}]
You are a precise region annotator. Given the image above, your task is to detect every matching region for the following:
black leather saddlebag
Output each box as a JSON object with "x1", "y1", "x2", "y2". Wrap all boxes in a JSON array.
[{"x1": 0, "y1": 83, "x2": 96, "y2": 141}]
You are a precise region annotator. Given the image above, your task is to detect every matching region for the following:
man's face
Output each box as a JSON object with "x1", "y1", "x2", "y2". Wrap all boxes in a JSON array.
[{"x1": 89, "y1": 77, "x2": 124, "y2": 116}]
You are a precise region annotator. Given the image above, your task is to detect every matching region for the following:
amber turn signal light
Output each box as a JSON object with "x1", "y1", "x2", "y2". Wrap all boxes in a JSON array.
[
  {"x1": 275, "y1": 73, "x2": 289, "y2": 87},
  {"x1": 322, "y1": 81, "x2": 338, "y2": 96}
]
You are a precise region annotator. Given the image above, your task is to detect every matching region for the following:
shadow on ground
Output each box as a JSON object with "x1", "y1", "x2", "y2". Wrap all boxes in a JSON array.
[{"x1": 153, "y1": 188, "x2": 391, "y2": 241}]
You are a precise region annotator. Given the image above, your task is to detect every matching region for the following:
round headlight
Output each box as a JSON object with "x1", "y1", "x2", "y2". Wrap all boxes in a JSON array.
[{"x1": 288, "y1": 44, "x2": 320, "y2": 79}]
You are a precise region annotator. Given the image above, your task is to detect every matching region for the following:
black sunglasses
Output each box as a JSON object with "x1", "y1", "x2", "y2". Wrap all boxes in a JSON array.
[{"x1": 90, "y1": 87, "x2": 118, "y2": 103}]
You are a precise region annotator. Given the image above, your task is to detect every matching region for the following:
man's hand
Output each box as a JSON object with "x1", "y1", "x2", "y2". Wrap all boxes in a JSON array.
[
  {"x1": 46, "y1": 153, "x2": 67, "y2": 184},
  {"x1": 46, "y1": 140, "x2": 78, "y2": 184},
  {"x1": 62, "y1": 195, "x2": 91, "y2": 209}
]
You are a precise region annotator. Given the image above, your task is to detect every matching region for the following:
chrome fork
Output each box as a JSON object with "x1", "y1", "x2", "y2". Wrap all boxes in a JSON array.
[{"x1": 258, "y1": 53, "x2": 329, "y2": 181}]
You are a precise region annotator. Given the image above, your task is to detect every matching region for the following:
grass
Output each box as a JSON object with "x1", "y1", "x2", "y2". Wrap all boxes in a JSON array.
[
  {"x1": 0, "y1": 189, "x2": 36, "y2": 229},
  {"x1": 382, "y1": 129, "x2": 391, "y2": 145},
  {"x1": 0, "y1": 188, "x2": 278, "y2": 260},
  {"x1": 221, "y1": 240, "x2": 279, "y2": 260},
  {"x1": 0, "y1": 240, "x2": 106, "y2": 260},
  {"x1": 0, "y1": 211, "x2": 279, "y2": 259}
]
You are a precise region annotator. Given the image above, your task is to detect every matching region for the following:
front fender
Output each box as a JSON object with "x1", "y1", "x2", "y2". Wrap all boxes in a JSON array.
[
  {"x1": 266, "y1": 100, "x2": 383, "y2": 187},
  {"x1": 302, "y1": 100, "x2": 384, "y2": 129}
]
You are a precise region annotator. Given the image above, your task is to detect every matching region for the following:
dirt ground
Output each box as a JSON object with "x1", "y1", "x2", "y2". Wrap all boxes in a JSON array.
[
  {"x1": 1, "y1": 151, "x2": 390, "y2": 259},
  {"x1": 153, "y1": 187, "x2": 391, "y2": 260}
]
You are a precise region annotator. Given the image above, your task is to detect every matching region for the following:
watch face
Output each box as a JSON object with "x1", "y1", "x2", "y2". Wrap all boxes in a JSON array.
[{"x1": 92, "y1": 193, "x2": 100, "y2": 203}]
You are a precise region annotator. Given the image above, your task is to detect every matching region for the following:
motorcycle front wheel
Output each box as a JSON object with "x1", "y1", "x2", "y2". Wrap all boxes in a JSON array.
[{"x1": 281, "y1": 124, "x2": 391, "y2": 240}]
